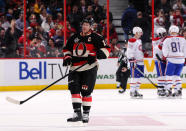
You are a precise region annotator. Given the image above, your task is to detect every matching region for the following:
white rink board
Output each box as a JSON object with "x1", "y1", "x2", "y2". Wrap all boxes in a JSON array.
[{"x1": 0, "y1": 58, "x2": 185, "y2": 87}]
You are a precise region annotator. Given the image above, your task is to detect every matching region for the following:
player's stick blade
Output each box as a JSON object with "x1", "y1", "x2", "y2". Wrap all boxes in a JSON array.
[{"x1": 6, "y1": 96, "x2": 21, "y2": 105}]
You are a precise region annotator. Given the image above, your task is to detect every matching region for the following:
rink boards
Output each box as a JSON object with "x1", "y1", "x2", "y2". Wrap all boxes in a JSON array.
[{"x1": 0, "y1": 58, "x2": 186, "y2": 91}]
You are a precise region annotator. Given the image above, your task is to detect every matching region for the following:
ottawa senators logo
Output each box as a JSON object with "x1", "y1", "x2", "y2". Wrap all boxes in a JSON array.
[{"x1": 75, "y1": 42, "x2": 87, "y2": 56}]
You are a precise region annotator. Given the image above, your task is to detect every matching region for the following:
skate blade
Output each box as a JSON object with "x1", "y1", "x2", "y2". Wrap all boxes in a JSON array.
[
  {"x1": 158, "y1": 96, "x2": 166, "y2": 99},
  {"x1": 172, "y1": 96, "x2": 182, "y2": 99},
  {"x1": 67, "y1": 121, "x2": 84, "y2": 127},
  {"x1": 131, "y1": 96, "x2": 143, "y2": 99},
  {"x1": 83, "y1": 123, "x2": 88, "y2": 126},
  {"x1": 158, "y1": 94, "x2": 166, "y2": 98}
]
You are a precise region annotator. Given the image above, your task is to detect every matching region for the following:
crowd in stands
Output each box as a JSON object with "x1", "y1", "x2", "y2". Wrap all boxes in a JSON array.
[
  {"x1": 121, "y1": 0, "x2": 152, "y2": 57},
  {"x1": 0, "y1": 0, "x2": 117, "y2": 58},
  {"x1": 120, "y1": 0, "x2": 185, "y2": 57},
  {"x1": 0, "y1": 0, "x2": 184, "y2": 58},
  {"x1": 154, "y1": 0, "x2": 186, "y2": 36}
]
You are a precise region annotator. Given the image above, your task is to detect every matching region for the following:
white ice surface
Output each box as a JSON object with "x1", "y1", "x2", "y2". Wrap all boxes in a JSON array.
[{"x1": 1, "y1": 89, "x2": 186, "y2": 131}]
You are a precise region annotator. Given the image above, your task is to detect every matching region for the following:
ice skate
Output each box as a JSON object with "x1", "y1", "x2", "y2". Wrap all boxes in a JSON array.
[
  {"x1": 157, "y1": 88, "x2": 166, "y2": 97},
  {"x1": 165, "y1": 89, "x2": 172, "y2": 98},
  {"x1": 130, "y1": 91, "x2": 143, "y2": 99},
  {"x1": 82, "y1": 113, "x2": 89, "y2": 126},
  {"x1": 118, "y1": 89, "x2": 126, "y2": 93},
  {"x1": 172, "y1": 89, "x2": 182, "y2": 98},
  {"x1": 67, "y1": 111, "x2": 83, "y2": 126}
]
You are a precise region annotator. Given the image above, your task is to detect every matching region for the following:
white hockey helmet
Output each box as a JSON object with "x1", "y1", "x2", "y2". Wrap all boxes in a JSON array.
[
  {"x1": 169, "y1": 25, "x2": 179, "y2": 34},
  {"x1": 156, "y1": 27, "x2": 166, "y2": 37},
  {"x1": 133, "y1": 27, "x2": 143, "y2": 35}
]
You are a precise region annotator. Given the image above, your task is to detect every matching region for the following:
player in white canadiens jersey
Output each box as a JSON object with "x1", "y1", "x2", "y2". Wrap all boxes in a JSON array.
[
  {"x1": 153, "y1": 27, "x2": 167, "y2": 96},
  {"x1": 127, "y1": 27, "x2": 144, "y2": 98},
  {"x1": 162, "y1": 25, "x2": 186, "y2": 97}
]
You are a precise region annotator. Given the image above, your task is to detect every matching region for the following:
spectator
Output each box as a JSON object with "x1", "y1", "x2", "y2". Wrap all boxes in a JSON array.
[
  {"x1": 0, "y1": 27, "x2": 5, "y2": 47},
  {"x1": 40, "y1": 8, "x2": 47, "y2": 22},
  {"x1": 172, "y1": 0, "x2": 186, "y2": 14},
  {"x1": 46, "y1": 38, "x2": 60, "y2": 57},
  {"x1": 0, "y1": 0, "x2": 5, "y2": 16},
  {"x1": 92, "y1": 22, "x2": 102, "y2": 34},
  {"x1": 17, "y1": 29, "x2": 32, "y2": 57},
  {"x1": 154, "y1": 9, "x2": 166, "y2": 35},
  {"x1": 41, "y1": 14, "x2": 54, "y2": 33},
  {"x1": 92, "y1": 0, "x2": 103, "y2": 23},
  {"x1": 144, "y1": 0, "x2": 152, "y2": 23},
  {"x1": 2, "y1": 15, "x2": 11, "y2": 30},
  {"x1": 121, "y1": 3, "x2": 137, "y2": 41},
  {"x1": 79, "y1": 0, "x2": 87, "y2": 18},
  {"x1": 16, "y1": 11, "x2": 29, "y2": 32},
  {"x1": 172, "y1": 8, "x2": 184, "y2": 28},
  {"x1": 55, "y1": 12, "x2": 64, "y2": 26},
  {"x1": 102, "y1": 22, "x2": 119, "y2": 57},
  {"x1": 156, "y1": 0, "x2": 171, "y2": 15},
  {"x1": 134, "y1": 11, "x2": 151, "y2": 42},
  {"x1": 29, "y1": 13, "x2": 39, "y2": 28},
  {"x1": 4, "y1": 19, "x2": 22, "y2": 58},
  {"x1": 53, "y1": 29, "x2": 64, "y2": 50},
  {"x1": 68, "y1": 5, "x2": 82, "y2": 33},
  {"x1": 102, "y1": 4, "x2": 113, "y2": 22},
  {"x1": 66, "y1": 20, "x2": 76, "y2": 39},
  {"x1": 0, "y1": 28, "x2": 5, "y2": 57},
  {"x1": 86, "y1": 5, "x2": 95, "y2": 20},
  {"x1": 30, "y1": 35, "x2": 46, "y2": 58},
  {"x1": 34, "y1": 0, "x2": 44, "y2": 14}
]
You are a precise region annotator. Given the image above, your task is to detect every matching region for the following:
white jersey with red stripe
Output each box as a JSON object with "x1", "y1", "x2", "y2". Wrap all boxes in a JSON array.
[
  {"x1": 127, "y1": 38, "x2": 144, "y2": 65},
  {"x1": 162, "y1": 36, "x2": 186, "y2": 64},
  {"x1": 152, "y1": 37, "x2": 161, "y2": 59},
  {"x1": 153, "y1": 37, "x2": 167, "y2": 60}
]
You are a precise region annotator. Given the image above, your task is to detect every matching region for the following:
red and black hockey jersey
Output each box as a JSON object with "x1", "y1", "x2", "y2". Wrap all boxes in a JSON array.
[{"x1": 63, "y1": 32, "x2": 110, "y2": 71}]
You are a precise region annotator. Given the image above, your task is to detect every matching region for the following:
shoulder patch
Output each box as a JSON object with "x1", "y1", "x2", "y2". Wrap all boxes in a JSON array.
[
  {"x1": 153, "y1": 37, "x2": 160, "y2": 41},
  {"x1": 128, "y1": 38, "x2": 137, "y2": 43}
]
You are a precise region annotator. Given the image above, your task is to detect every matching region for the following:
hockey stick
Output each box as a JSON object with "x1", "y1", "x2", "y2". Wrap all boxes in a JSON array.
[
  {"x1": 135, "y1": 67, "x2": 164, "y2": 89},
  {"x1": 6, "y1": 63, "x2": 88, "y2": 105},
  {"x1": 155, "y1": 54, "x2": 166, "y2": 63}
]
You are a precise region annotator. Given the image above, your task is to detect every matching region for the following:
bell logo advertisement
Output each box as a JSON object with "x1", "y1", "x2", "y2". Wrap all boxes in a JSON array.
[
  {"x1": 0, "y1": 58, "x2": 185, "y2": 91},
  {"x1": 19, "y1": 61, "x2": 66, "y2": 80},
  {"x1": 19, "y1": 61, "x2": 47, "y2": 80}
]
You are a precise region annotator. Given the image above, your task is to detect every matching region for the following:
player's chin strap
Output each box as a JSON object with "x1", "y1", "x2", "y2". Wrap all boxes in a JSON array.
[
  {"x1": 6, "y1": 63, "x2": 88, "y2": 105},
  {"x1": 135, "y1": 66, "x2": 164, "y2": 89}
]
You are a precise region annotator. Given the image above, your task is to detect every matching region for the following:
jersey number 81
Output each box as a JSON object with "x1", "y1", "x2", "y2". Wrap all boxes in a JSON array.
[{"x1": 171, "y1": 42, "x2": 180, "y2": 52}]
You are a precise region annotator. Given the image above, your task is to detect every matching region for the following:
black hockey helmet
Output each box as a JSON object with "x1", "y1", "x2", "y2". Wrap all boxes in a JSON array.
[{"x1": 82, "y1": 17, "x2": 94, "y2": 26}]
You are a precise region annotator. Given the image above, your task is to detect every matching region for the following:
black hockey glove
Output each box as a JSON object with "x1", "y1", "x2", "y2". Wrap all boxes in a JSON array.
[
  {"x1": 87, "y1": 55, "x2": 96, "y2": 65},
  {"x1": 96, "y1": 50, "x2": 106, "y2": 59},
  {"x1": 63, "y1": 55, "x2": 72, "y2": 66},
  {"x1": 156, "y1": 54, "x2": 166, "y2": 63}
]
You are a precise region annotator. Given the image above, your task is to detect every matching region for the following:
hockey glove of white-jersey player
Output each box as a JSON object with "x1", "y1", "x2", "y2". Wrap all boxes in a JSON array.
[{"x1": 63, "y1": 55, "x2": 72, "y2": 66}]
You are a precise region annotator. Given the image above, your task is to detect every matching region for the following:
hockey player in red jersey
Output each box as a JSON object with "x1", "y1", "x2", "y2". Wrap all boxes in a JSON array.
[{"x1": 63, "y1": 18, "x2": 110, "y2": 124}]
